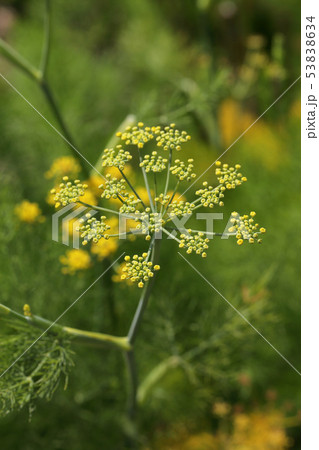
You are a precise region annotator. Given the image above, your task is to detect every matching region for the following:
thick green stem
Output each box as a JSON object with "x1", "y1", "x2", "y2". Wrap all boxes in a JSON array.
[
  {"x1": 124, "y1": 350, "x2": 138, "y2": 421},
  {"x1": 0, "y1": 303, "x2": 130, "y2": 351}
]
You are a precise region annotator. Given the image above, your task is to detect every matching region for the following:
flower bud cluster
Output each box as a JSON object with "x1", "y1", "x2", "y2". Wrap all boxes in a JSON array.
[
  {"x1": 215, "y1": 161, "x2": 247, "y2": 190},
  {"x1": 168, "y1": 200, "x2": 196, "y2": 218},
  {"x1": 179, "y1": 231, "x2": 209, "y2": 257},
  {"x1": 122, "y1": 253, "x2": 160, "y2": 288},
  {"x1": 196, "y1": 183, "x2": 226, "y2": 208},
  {"x1": 102, "y1": 145, "x2": 132, "y2": 170},
  {"x1": 99, "y1": 175, "x2": 127, "y2": 200},
  {"x1": 51, "y1": 177, "x2": 88, "y2": 208},
  {"x1": 136, "y1": 210, "x2": 164, "y2": 235},
  {"x1": 116, "y1": 123, "x2": 160, "y2": 149},
  {"x1": 77, "y1": 215, "x2": 110, "y2": 245},
  {"x1": 156, "y1": 124, "x2": 191, "y2": 151},
  {"x1": 228, "y1": 211, "x2": 266, "y2": 245},
  {"x1": 139, "y1": 151, "x2": 168, "y2": 173},
  {"x1": 170, "y1": 158, "x2": 196, "y2": 181}
]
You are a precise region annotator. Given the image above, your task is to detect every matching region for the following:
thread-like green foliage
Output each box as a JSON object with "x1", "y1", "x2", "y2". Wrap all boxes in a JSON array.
[{"x1": 0, "y1": 319, "x2": 74, "y2": 418}]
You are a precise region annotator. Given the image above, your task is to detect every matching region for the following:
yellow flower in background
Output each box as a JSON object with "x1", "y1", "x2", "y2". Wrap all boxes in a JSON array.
[
  {"x1": 79, "y1": 188, "x2": 97, "y2": 206},
  {"x1": 218, "y1": 99, "x2": 284, "y2": 170},
  {"x1": 212, "y1": 401, "x2": 231, "y2": 417},
  {"x1": 60, "y1": 249, "x2": 91, "y2": 275},
  {"x1": 90, "y1": 216, "x2": 119, "y2": 260},
  {"x1": 167, "y1": 190, "x2": 186, "y2": 203},
  {"x1": 87, "y1": 174, "x2": 105, "y2": 196},
  {"x1": 45, "y1": 156, "x2": 81, "y2": 179},
  {"x1": 91, "y1": 238, "x2": 118, "y2": 261},
  {"x1": 136, "y1": 186, "x2": 154, "y2": 205},
  {"x1": 62, "y1": 217, "x2": 81, "y2": 237},
  {"x1": 15, "y1": 200, "x2": 45, "y2": 224},
  {"x1": 112, "y1": 262, "x2": 133, "y2": 284},
  {"x1": 232, "y1": 410, "x2": 291, "y2": 449},
  {"x1": 106, "y1": 164, "x2": 134, "y2": 180},
  {"x1": 152, "y1": 408, "x2": 292, "y2": 450},
  {"x1": 219, "y1": 99, "x2": 245, "y2": 147},
  {"x1": 290, "y1": 99, "x2": 301, "y2": 120}
]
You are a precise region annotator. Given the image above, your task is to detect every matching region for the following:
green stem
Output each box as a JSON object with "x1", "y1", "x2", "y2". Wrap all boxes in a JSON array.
[
  {"x1": 162, "y1": 180, "x2": 179, "y2": 217},
  {"x1": 0, "y1": 303, "x2": 130, "y2": 351},
  {"x1": 127, "y1": 239, "x2": 161, "y2": 344},
  {"x1": 153, "y1": 172, "x2": 158, "y2": 212},
  {"x1": 161, "y1": 148, "x2": 172, "y2": 215},
  {"x1": 0, "y1": 5, "x2": 89, "y2": 178},
  {"x1": 118, "y1": 168, "x2": 146, "y2": 209},
  {"x1": 77, "y1": 201, "x2": 118, "y2": 215},
  {"x1": 0, "y1": 38, "x2": 42, "y2": 81},
  {"x1": 40, "y1": 0, "x2": 51, "y2": 77},
  {"x1": 138, "y1": 149, "x2": 155, "y2": 213},
  {"x1": 40, "y1": 80, "x2": 89, "y2": 177},
  {"x1": 123, "y1": 238, "x2": 161, "y2": 424},
  {"x1": 124, "y1": 350, "x2": 138, "y2": 421}
]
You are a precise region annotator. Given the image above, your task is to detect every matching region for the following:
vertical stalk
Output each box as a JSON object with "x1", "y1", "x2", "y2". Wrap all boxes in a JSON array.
[
  {"x1": 124, "y1": 238, "x2": 161, "y2": 423},
  {"x1": 40, "y1": 0, "x2": 51, "y2": 78},
  {"x1": 161, "y1": 148, "x2": 172, "y2": 215},
  {"x1": 124, "y1": 350, "x2": 138, "y2": 421},
  {"x1": 138, "y1": 149, "x2": 155, "y2": 213}
]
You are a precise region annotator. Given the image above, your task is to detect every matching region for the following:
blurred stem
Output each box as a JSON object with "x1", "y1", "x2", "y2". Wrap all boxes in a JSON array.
[
  {"x1": 40, "y1": 0, "x2": 51, "y2": 77},
  {"x1": 0, "y1": 3, "x2": 90, "y2": 178},
  {"x1": 40, "y1": 80, "x2": 89, "y2": 177},
  {"x1": 124, "y1": 350, "x2": 138, "y2": 421},
  {"x1": 0, "y1": 38, "x2": 42, "y2": 81},
  {"x1": 0, "y1": 303, "x2": 130, "y2": 351}
]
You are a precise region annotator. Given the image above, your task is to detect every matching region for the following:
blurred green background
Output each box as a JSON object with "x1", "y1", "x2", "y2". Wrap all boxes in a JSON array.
[{"x1": 0, "y1": 0, "x2": 300, "y2": 448}]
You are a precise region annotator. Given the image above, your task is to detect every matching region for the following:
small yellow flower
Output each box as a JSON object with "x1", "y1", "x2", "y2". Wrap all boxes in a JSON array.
[
  {"x1": 15, "y1": 200, "x2": 45, "y2": 224},
  {"x1": 91, "y1": 238, "x2": 118, "y2": 261},
  {"x1": 45, "y1": 156, "x2": 81, "y2": 179},
  {"x1": 60, "y1": 249, "x2": 91, "y2": 275},
  {"x1": 212, "y1": 401, "x2": 231, "y2": 417},
  {"x1": 23, "y1": 304, "x2": 32, "y2": 317},
  {"x1": 79, "y1": 189, "x2": 97, "y2": 206}
]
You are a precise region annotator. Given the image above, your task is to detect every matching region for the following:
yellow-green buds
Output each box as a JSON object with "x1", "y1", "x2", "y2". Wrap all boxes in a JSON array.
[
  {"x1": 52, "y1": 177, "x2": 88, "y2": 208},
  {"x1": 139, "y1": 151, "x2": 168, "y2": 173},
  {"x1": 170, "y1": 158, "x2": 196, "y2": 181},
  {"x1": 156, "y1": 124, "x2": 191, "y2": 151},
  {"x1": 102, "y1": 145, "x2": 132, "y2": 170},
  {"x1": 215, "y1": 162, "x2": 247, "y2": 189},
  {"x1": 77, "y1": 215, "x2": 110, "y2": 245},
  {"x1": 229, "y1": 211, "x2": 266, "y2": 244},
  {"x1": 179, "y1": 231, "x2": 209, "y2": 256},
  {"x1": 121, "y1": 253, "x2": 160, "y2": 287}
]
